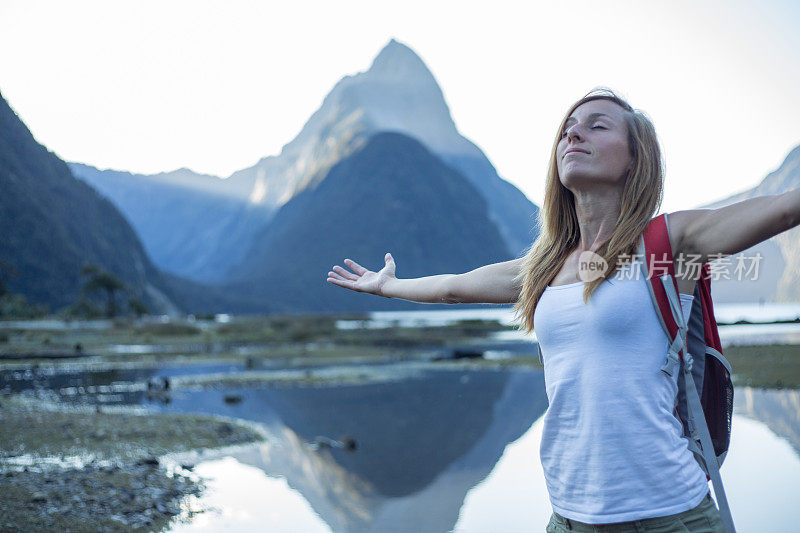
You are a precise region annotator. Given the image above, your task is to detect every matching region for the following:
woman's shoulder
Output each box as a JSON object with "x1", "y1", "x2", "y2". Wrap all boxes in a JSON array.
[{"x1": 662, "y1": 209, "x2": 709, "y2": 258}]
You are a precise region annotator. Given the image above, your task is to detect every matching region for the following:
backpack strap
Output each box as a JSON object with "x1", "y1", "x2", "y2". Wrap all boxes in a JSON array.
[
  {"x1": 641, "y1": 214, "x2": 737, "y2": 533},
  {"x1": 638, "y1": 214, "x2": 685, "y2": 376},
  {"x1": 697, "y1": 263, "x2": 724, "y2": 353}
]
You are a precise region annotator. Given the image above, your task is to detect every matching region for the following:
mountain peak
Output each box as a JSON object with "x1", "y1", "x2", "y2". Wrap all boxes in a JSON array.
[
  {"x1": 366, "y1": 39, "x2": 435, "y2": 83},
  {"x1": 783, "y1": 144, "x2": 800, "y2": 165},
  {"x1": 157, "y1": 167, "x2": 221, "y2": 181}
]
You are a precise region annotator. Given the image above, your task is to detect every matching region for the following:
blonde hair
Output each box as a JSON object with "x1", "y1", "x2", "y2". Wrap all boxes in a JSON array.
[{"x1": 512, "y1": 88, "x2": 664, "y2": 334}]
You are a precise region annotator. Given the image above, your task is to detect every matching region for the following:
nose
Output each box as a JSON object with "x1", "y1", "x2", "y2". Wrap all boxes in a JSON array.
[{"x1": 564, "y1": 123, "x2": 584, "y2": 142}]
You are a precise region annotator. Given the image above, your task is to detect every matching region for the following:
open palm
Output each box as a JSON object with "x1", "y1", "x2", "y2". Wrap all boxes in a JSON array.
[{"x1": 326, "y1": 253, "x2": 396, "y2": 296}]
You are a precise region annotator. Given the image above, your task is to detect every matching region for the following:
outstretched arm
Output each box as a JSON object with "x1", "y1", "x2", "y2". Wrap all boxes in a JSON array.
[
  {"x1": 438, "y1": 257, "x2": 523, "y2": 304},
  {"x1": 326, "y1": 254, "x2": 523, "y2": 305},
  {"x1": 670, "y1": 189, "x2": 800, "y2": 262}
]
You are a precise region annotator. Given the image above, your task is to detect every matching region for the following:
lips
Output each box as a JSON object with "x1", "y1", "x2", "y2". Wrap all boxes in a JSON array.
[{"x1": 563, "y1": 148, "x2": 589, "y2": 158}]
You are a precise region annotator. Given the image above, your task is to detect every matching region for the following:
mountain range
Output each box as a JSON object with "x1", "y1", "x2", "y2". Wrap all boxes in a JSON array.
[
  {"x1": 703, "y1": 146, "x2": 800, "y2": 303},
  {"x1": 68, "y1": 163, "x2": 272, "y2": 283},
  {"x1": 63, "y1": 39, "x2": 540, "y2": 314},
  {"x1": 5, "y1": 38, "x2": 798, "y2": 315}
]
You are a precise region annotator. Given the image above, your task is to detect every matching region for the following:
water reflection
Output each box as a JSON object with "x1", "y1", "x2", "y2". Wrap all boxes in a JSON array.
[
  {"x1": 161, "y1": 369, "x2": 548, "y2": 532},
  {"x1": 5, "y1": 359, "x2": 798, "y2": 531},
  {"x1": 734, "y1": 387, "x2": 800, "y2": 456},
  {"x1": 454, "y1": 416, "x2": 550, "y2": 531},
  {"x1": 174, "y1": 457, "x2": 333, "y2": 533},
  {"x1": 165, "y1": 383, "x2": 800, "y2": 532},
  {"x1": 716, "y1": 414, "x2": 800, "y2": 532},
  {"x1": 454, "y1": 404, "x2": 800, "y2": 533}
]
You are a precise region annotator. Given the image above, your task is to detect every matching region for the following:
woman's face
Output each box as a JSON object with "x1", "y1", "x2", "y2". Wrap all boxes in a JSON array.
[{"x1": 556, "y1": 99, "x2": 632, "y2": 192}]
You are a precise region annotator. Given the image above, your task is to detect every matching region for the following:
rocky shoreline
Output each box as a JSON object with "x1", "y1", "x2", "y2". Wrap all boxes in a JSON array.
[
  {"x1": 1, "y1": 460, "x2": 197, "y2": 531},
  {"x1": 0, "y1": 396, "x2": 264, "y2": 532}
]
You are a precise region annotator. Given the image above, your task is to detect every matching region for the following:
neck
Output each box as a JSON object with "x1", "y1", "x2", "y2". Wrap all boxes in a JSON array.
[{"x1": 572, "y1": 188, "x2": 622, "y2": 252}]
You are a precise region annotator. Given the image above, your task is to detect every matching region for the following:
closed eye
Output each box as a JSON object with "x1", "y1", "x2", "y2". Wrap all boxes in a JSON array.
[{"x1": 561, "y1": 125, "x2": 607, "y2": 137}]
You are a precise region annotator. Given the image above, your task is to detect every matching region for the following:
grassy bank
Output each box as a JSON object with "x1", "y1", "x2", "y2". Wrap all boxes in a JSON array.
[
  {"x1": 723, "y1": 343, "x2": 800, "y2": 388},
  {"x1": 0, "y1": 315, "x2": 515, "y2": 363},
  {"x1": 3, "y1": 314, "x2": 799, "y2": 388}
]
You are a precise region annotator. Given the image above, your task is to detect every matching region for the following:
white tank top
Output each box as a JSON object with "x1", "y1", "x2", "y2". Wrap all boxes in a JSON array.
[{"x1": 533, "y1": 263, "x2": 709, "y2": 523}]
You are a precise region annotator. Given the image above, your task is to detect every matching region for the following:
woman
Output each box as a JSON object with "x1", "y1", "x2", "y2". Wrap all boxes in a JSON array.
[{"x1": 326, "y1": 88, "x2": 800, "y2": 532}]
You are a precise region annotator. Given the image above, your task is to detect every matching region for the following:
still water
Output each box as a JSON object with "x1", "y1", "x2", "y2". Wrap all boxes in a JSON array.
[
  {"x1": 4, "y1": 358, "x2": 799, "y2": 531},
  {"x1": 168, "y1": 397, "x2": 800, "y2": 533},
  {"x1": 129, "y1": 367, "x2": 797, "y2": 532},
  {"x1": 4, "y1": 302, "x2": 799, "y2": 532}
]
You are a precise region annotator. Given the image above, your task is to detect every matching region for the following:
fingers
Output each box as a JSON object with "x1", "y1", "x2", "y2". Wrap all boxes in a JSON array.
[
  {"x1": 327, "y1": 271, "x2": 346, "y2": 283},
  {"x1": 327, "y1": 276, "x2": 358, "y2": 291},
  {"x1": 332, "y1": 265, "x2": 358, "y2": 281},
  {"x1": 344, "y1": 258, "x2": 368, "y2": 275},
  {"x1": 328, "y1": 256, "x2": 387, "y2": 289},
  {"x1": 327, "y1": 267, "x2": 361, "y2": 292}
]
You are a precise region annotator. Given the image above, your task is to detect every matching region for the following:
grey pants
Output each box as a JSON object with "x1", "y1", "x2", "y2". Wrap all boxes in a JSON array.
[{"x1": 545, "y1": 493, "x2": 725, "y2": 532}]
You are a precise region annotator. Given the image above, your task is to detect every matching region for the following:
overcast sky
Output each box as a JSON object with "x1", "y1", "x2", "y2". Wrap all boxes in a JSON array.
[{"x1": 1, "y1": 0, "x2": 798, "y2": 213}]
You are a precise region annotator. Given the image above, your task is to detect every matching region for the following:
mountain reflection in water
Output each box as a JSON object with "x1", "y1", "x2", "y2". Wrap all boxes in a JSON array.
[
  {"x1": 734, "y1": 387, "x2": 800, "y2": 456},
  {"x1": 6, "y1": 361, "x2": 797, "y2": 532},
  {"x1": 163, "y1": 368, "x2": 548, "y2": 532},
  {"x1": 167, "y1": 383, "x2": 800, "y2": 533}
]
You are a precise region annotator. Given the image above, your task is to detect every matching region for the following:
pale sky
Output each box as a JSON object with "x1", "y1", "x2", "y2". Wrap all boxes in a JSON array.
[{"x1": 1, "y1": 0, "x2": 799, "y2": 213}]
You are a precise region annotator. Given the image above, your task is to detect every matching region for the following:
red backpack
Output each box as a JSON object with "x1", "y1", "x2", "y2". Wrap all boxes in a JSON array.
[{"x1": 640, "y1": 213, "x2": 736, "y2": 532}]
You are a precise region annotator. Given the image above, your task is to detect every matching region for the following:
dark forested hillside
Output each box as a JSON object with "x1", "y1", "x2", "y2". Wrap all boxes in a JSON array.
[{"x1": 0, "y1": 91, "x2": 178, "y2": 313}]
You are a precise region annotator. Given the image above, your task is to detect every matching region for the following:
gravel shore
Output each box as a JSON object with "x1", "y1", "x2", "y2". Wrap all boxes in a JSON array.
[{"x1": 0, "y1": 396, "x2": 264, "y2": 532}]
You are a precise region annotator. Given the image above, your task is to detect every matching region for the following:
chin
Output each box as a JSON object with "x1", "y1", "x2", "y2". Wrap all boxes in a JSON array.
[
  {"x1": 561, "y1": 170, "x2": 621, "y2": 191},
  {"x1": 560, "y1": 171, "x2": 593, "y2": 189}
]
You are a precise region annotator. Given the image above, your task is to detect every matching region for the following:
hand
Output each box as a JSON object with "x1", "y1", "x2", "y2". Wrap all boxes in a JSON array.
[{"x1": 327, "y1": 253, "x2": 396, "y2": 296}]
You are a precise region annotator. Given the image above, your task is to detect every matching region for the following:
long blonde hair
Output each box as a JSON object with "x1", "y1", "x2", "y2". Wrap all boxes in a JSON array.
[{"x1": 512, "y1": 88, "x2": 664, "y2": 334}]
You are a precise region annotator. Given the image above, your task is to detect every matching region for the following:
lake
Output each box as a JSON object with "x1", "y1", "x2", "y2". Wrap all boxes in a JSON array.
[
  {"x1": 337, "y1": 303, "x2": 800, "y2": 347},
  {"x1": 160, "y1": 369, "x2": 798, "y2": 533},
  {"x1": 6, "y1": 360, "x2": 797, "y2": 532},
  {"x1": 3, "y1": 304, "x2": 799, "y2": 531}
]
